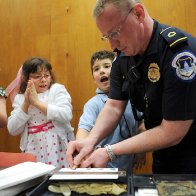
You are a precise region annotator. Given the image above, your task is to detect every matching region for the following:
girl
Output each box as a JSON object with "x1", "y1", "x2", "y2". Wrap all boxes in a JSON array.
[{"x1": 7, "y1": 57, "x2": 74, "y2": 169}]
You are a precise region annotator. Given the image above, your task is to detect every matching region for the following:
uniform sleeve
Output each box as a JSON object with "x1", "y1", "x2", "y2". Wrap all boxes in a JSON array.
[
  {"x1": 162, "y1": 49, "x2": 196, "y2": 120},
  {"x1": 47, "y1": 85, "x2": 72, "y2": 124},
  {"x1": 78, "y1": 99, "x2": 100, "y2": 131},
  {"x1": 7, "y1": 95, "x2": 30, "y2": 136}
]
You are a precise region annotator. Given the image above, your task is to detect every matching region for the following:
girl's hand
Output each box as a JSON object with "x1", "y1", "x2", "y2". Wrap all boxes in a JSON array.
[
  {"x1": 28, "y1": 80, "x2": 39, "y2": 106},
  {"x1": 21, "y1": 83, "x2": 30, "y2": 113},
  {"x1": 26, "y1": 80, "x2": 48, "y2": 114},
  {"x1": 24, "y1": 87, "x2": 30, "y2": 105}
]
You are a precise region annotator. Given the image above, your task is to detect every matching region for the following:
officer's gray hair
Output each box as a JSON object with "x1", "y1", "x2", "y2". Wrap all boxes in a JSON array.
[{"x1": 93, "y1": 0, "x2": 141, "y2": 17}]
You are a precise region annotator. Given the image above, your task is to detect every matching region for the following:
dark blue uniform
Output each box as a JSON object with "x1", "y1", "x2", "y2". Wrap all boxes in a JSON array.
[{"x1": 109, "y1": 20, "x2": 196, "y2": 174}]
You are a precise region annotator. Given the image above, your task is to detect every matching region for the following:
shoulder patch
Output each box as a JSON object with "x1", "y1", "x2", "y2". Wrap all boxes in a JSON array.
[
  {"x1": 160, "y1": 27, "x2": 187, "y2": 48},
  {"x1": 171, "y1": 51, "x2": 196, "y2": 82}
]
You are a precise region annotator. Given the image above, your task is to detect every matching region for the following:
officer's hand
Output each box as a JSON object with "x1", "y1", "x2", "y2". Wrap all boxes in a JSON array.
[
  {"x1": 80, "y1": 147, "x2": 110, "y2": 168},
  {"x1": 66, "y1": 139, "x2": 94, "y2": 169}
]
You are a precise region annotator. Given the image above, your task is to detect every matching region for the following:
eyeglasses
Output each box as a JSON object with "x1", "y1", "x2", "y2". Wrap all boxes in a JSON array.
[
  {"x1": 30, "y1": 74, "x2": 51, "y2": 81},
  {"x1": 101, "y1": 9, "x2": 132, "y2": 42}
]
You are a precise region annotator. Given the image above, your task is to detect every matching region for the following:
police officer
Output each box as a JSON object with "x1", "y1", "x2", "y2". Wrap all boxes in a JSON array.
[{"x1": 66, "y1": 0, "x2": 196, "y2": 174}]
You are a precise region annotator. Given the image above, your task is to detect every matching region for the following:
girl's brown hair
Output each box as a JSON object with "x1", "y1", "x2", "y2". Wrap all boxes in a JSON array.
[{"x1": 20, "y1": 57, "x2": 55, "y2": 93}]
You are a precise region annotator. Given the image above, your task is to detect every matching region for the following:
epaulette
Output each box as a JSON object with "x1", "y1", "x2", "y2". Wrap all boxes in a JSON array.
[{"x1": 160, "y1": 26, "x2": 188, "y2": 48}]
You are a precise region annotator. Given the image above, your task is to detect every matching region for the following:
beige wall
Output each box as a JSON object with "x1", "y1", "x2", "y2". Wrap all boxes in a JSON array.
[{"x1": 0, "y1": 0, "x2": 195, "y2": 173}]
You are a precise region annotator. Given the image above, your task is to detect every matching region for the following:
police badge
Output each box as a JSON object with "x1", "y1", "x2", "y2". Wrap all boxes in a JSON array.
[{"x1": 148, "y1": 63, "x2": 160, "y2": 82}]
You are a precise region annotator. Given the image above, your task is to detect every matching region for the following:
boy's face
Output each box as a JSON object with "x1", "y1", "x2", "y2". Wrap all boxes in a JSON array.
[{"x1": 92, "y1": 58, "x2": 112, "y2": 93}]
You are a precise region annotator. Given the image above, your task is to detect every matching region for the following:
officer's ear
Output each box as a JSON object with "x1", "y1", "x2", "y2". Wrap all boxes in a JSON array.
[{"x1": 132, "y1": 4, "x2": 145, "y2": 22}]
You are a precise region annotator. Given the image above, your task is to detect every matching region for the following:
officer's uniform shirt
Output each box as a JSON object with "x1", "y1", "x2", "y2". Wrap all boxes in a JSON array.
[{"x1": 109, "y1": 20, "x2": 196, "y2": 174}]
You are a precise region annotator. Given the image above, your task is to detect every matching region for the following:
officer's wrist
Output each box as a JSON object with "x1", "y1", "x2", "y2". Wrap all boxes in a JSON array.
[{"x1": 104, "y1": 144, "x2": 117, "y2": 162}]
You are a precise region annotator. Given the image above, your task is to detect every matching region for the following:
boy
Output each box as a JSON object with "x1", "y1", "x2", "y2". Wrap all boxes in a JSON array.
[{"x1": 76, "y1": 50, "x2": 145, "y2": 172}]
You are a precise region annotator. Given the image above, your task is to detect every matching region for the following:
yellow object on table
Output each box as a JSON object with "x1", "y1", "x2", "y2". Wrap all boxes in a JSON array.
[{"x1": 48, "y1": 182, "x2": 127, "y2": 196}]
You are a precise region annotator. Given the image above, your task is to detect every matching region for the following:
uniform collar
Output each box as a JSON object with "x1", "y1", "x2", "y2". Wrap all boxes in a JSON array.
[
  {"x1": 130, "y1": 19, "x2": 159, "y2": 65},
  {"x1": 144, "y1": 19, "x2": 159, "y2": 56},
  {"x1": 134, "y1": 19, "x2": 159, "y2": 61}
]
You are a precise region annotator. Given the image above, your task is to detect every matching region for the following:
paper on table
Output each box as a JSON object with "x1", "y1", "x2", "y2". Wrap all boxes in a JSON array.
[
  {"x1": 0, "y1": 162, "x2": 55, "y2": 190},
  {"x1": 135, "y1": 188, "x2": 159, "y2": 196},
  {"x1": 50, "y1": 168, "x2": 119, "y2": 180}
]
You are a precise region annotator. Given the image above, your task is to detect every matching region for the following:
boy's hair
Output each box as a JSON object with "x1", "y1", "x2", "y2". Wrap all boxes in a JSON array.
[
  {"x1": 90, "y1": 50, "x2": 115, "y2": 73},
  {"x1": 20, "y1": 57, "x2": 55, "y2": 93}
]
